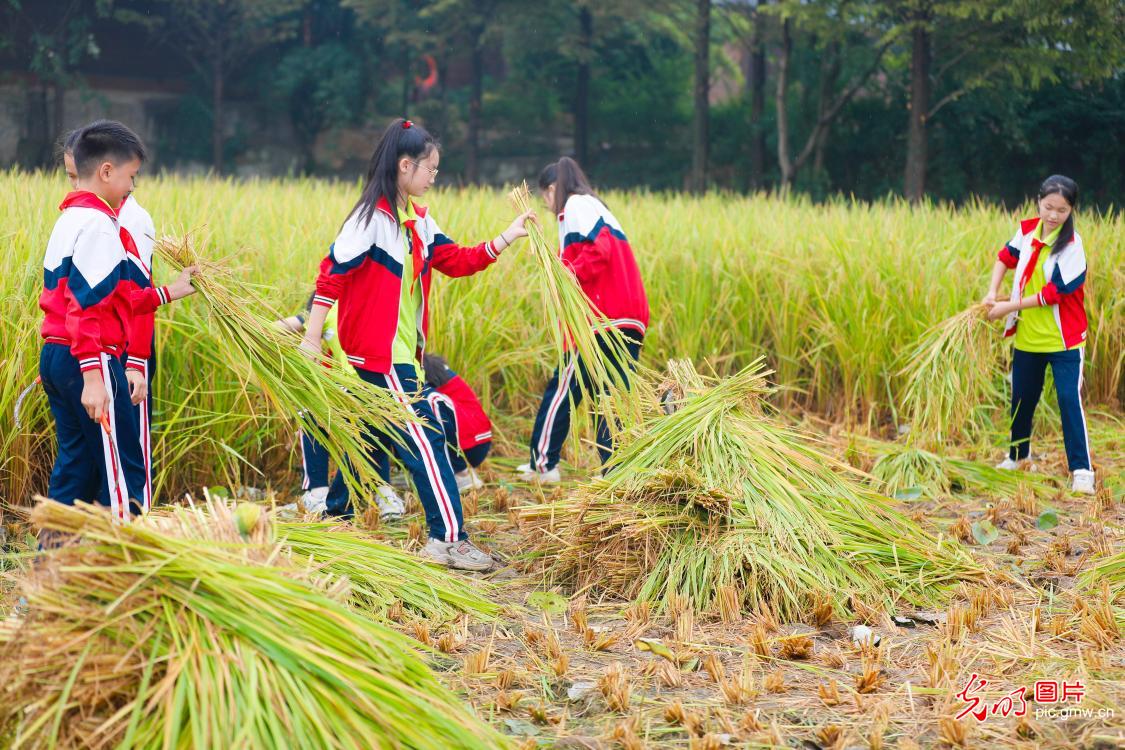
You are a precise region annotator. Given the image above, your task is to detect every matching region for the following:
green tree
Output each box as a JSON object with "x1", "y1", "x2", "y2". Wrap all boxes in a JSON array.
[
  {"x1": 0, "y1": 0, "x2": 114, "y2": 166},
  {"x1": 690, "y1": 0, "x2": 710, "y2": 193},
  {"x1": 135, "y1": 0, "x2": 301, "y2": 172},
  {"x1": 771, "y1": 0, "x2": 894, "y2": 189},
  {"x1": 887, "y1": 0, "x2": 1125, "y2": 200},
  {"x1": 273, "y1": 1, "x2": 367, "y2": 173}
]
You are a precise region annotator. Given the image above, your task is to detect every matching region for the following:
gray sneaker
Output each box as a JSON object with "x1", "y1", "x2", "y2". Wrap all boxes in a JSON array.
[
  {"x1": 422, "y1": 538, "x2": 493, "y2": 571},
  {"x1": 373, "y1": 485, "x2": 406, "y2": 521}
]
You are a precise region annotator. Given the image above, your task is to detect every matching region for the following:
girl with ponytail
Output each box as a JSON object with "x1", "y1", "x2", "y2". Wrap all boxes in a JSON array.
[
  {"x1": 303, "y1": 117, "x2": 535, "y2": 569},
  {"x1": 517, "y1": 157, "x2": 649, "y2": 483},
  {"x1": 984, "y1": 175, "x2": 1095, "y2": 494}
]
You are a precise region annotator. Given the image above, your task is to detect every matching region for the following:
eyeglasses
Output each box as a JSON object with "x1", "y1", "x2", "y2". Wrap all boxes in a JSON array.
[{"x1": 411, "y1": 161, "x2": 439, "y2": 178}]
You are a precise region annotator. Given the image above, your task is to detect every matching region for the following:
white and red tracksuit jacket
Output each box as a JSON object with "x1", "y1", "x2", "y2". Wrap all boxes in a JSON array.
[
  {"x1": 118, "y1": 195, "x2": 159, "y2": 372},
  {"x1": 313, "y1": 196, "x2": 502, "y2": 374},
  {"x1": 557, "y1": 193, "x2": 649, "y2": 336},
  {"x1": 997, "y1": 217, "x2": 1088, "y2": 350},
  {"x1": 431, "y1": 373, "x2": 492, "y2": 450},
  {"x1": 40, "y1": 191, "x2": 170, "y2": 374}
]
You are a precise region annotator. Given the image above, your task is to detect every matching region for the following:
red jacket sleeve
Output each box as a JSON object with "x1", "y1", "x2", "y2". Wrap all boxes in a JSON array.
[
  {"x1": 313, "y1": 255, "x2": 344, "y2": 309},
  {"x1": 125, "y1": 286, "x2": 171, "y2": 370},
  {"x1": 428, "y1": 235, "x2": 499, "y2": 278},
  {"x1": 314, "y1": 215, "x2": 379, "y2": 308},
  {"x1": 997, "y1": 244, "x2": 1019, "y2": 269},
  {"x1": 65, "y1": 288, "x2": 105, "y2": 373}
]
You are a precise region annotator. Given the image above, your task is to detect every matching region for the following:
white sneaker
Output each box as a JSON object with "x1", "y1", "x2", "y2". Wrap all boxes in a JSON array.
[
  {"x1": 995, "y1": 457, "x2": 1020, "y2": 471},
  {"x1": 520, "y1": 468, "x2": 561, "y2": 484},
  {"x1": 1071, "y1": 469, "x2": 1096, "y2": 495},
  {"x1": 301, "y1": 486, "x2": 329, "y2": 515},
  {"x1": 517, "y1": 464, "x2": 561, "y2": 484},
  {"x1": 373, "y1": 485, "x2": 406, "y2": 521},
  {"x1": 422, "y1": 538, "x2": 494, "y2": 571},
  {"x1": 455, "y1": 469, "x2": 484, "y2": 492}
]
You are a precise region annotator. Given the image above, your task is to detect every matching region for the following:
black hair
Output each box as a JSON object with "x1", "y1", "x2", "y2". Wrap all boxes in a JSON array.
[
  {"x1": 303, "y1": 289, "x2": 317, "y2": 314},
  {"x1": 56, "y1": 127, "x2": 82, "y2": 165},
  {"x1": 71, "y1": 119, "x2": 146, "y2": 177},
  {"x1": 538, "y1": 156, "x2": 599, "y2": 215},
  {"x1": 422, "y1": 353, "x2": 454, "y2": 388},
  {"x1": 1037, "y1": 175, "x2": 1078, "y2": 255},
  {"x1": 347, "y1": 118, "x2": 438, "y2": 230}
]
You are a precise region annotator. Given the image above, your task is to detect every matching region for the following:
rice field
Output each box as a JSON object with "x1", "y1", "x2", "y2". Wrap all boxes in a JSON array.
[{"x1": 1, "y1": 170, "x2": 1123, "y2": 748}]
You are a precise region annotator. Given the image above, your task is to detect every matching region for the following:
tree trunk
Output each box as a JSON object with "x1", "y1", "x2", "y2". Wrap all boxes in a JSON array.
[
  {"x1": 575, "y1": 4, "x2": 592, "y2": 165},
  {"x1": 812, "y1": 42, "x2": 840, "y2": 177},
  {"x1": 775, "y1": 16, "x2": 793, "y2": 188},
  {"x1": 467, "y1": 38, "x2": 483, "y2": 183},
  {"x1": 52, "y1": 82, "x2": 66, "y2": 144},
  {"x1": 746, "y1": 10, "x2": 766, "y2": 190},
  {"x1": 904, "y1": 20, "x2": 930, "y2": 201},
  {"x1": 211, "y1": 53, "x2": 224, "y2": 174},
  {"x1": 23, "y1": 86, "x2": 52, "y2": 168},
  {"x1": 690, "y1": 0, "x2": 710, "y2": 194},
  {"x1": 51, "y1": 31, "x2": 67, "y2": 142}
]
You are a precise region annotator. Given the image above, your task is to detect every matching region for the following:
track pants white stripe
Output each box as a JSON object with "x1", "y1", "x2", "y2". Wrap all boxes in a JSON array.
[
  {"x1": 99, "y1": 354, "x2": 130, "y2": 522},
  {"x1": 535, "y1": 358, "x2": 576, "y2": 472},
  {"x1": 299, "y1": 428, "x2": 311, "y2": 490},
  {"x1": 387, "y1": 370, "x2": 460, "y2": 542},
  {"x1": 139, "y1": 360, "x2": 152, "y2": 512},
  {"x1": 1077, "y1": 350, "x2": 1091, "y2": 469}
]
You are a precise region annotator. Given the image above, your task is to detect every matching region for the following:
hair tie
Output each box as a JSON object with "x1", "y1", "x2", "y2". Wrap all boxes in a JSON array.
[{"x1": 402, "y1": 120, "x2": 413, "y2": 130}]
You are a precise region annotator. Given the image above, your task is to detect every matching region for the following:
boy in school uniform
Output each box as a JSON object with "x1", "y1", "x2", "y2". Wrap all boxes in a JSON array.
[
  {"x1": 40, "y1": 120, "x2": 194, "y2": 520},
  {"x1": 64, "y1": 128, "x2": 161, "y2": 512}
]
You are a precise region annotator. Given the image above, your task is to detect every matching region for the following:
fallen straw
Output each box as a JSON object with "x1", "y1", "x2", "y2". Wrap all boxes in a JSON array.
[
  {"x1": 0, "y1": 499, "x2": 510, "y2": 750},
  {"x1": 508, "y1": 182, "x2": 650, "y2": 442},
  {"x1": 277, "y1": 521, "x2": 501, "y2": 621},
  {"x1": 156, "y1": 234, "x2": 416, "y2": 505}
]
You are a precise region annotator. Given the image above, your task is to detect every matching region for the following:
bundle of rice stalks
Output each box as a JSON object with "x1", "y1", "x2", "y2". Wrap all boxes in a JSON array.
[
  {"x1": 867, "y1": 440, "x2": 1053, "y2": 498},
  {"x1": 897, "y1": 303, "x2": 1007, "y2": 448},
  {"x1": 277, "y1": 521, "x2": 500, "y2": 621},
  {"x1": 1081, "y1": 551, "x2": 1124, "y2": 597},
  {"x1": 508, "y1": 183, "x2": 650, "y2": 438},
  {"x1": 518, "y1": 359, "x2": 984, "y2": 619},
  {"x1": 157, "y1": 234, "x2": 415, "y2": 502},
  {"x1": 0, "y1": 500, "x2": 509, "y2": 750}
]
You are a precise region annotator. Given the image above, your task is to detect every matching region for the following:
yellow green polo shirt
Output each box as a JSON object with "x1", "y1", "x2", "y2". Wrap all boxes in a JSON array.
[
  {"x1": 1014, "y1": 221, "x2": 1079, "y2": 353},
  {"x1": 391, "y1": 202, "x2": 423, "y2": 374},
  {"x1": 322, "y1": 305, "x2": 348, "y2": 368}
]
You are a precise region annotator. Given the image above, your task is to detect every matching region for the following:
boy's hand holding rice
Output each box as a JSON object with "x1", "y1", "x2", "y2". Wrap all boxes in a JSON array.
[{"x1": 166, "y1": 265, "x2": 200, "y2": 301}]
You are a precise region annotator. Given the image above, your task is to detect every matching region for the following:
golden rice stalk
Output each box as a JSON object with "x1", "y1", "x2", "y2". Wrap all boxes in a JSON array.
[
  {"x1": 156, "y1": 233, "x2": 415, "y2": 505},
  {"x1": 508, "y1": 182, "x2": 650, "y2": 441},
  {"x1": 897, "y1": 303, "x2": 1006, "y2": 449},
  {"x1": 0, "y1": 500, "x2": 509, "y2": 750}
]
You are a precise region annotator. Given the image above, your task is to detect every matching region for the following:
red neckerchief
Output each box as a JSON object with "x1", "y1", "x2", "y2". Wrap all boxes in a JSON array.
[
  {"x1": 1019, "y1": 236, "x2": 1046, "y2": 292},
  {"x1": 400, "y1": 216, "x2": 425, "y2": 285},
  {"x1": 59, "y1": 190, "x2": 117, "y2": 218},
  {"x1": 374, "y1": 195, "x2": 426, "y2": 288}
]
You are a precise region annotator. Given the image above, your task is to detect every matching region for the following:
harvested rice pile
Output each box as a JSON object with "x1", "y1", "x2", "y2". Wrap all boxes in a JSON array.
[
  {"x1": 0, "y1": 500, "x2": 509, "y2": 750},
  {"x1": 519, "y1": 360, "x2": 985, "y2": 620}
]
